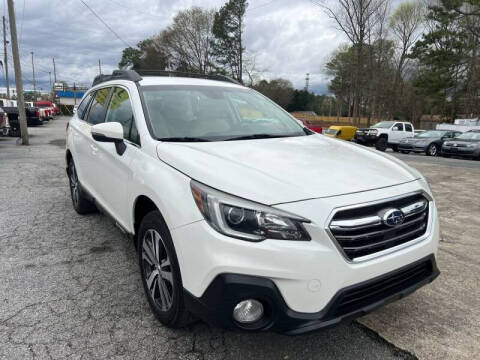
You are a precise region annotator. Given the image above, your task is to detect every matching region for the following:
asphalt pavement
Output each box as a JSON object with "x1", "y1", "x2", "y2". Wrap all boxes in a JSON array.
[{"x1": 0, "y1": 117, "x2": 478, "y2": 360}]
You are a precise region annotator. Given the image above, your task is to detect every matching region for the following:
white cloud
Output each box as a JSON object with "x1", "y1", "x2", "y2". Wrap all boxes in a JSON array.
[{"x1": 0, "y1": 0, "x2": 404, "y2": 94}]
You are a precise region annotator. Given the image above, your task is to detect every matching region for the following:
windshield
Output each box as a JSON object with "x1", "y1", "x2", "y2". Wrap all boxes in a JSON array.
[
  {"x1": 415, "y1": 130, "x2": 446, "y2": 138},
  {"x1": 325, "y1": 129, "x2": 338, "y2": 135},
  {"x1": 456, "y1": 132, "x2": 480, "y2": 140},
  {"x1": 141, "y1": 85, "x2": 307, "y2": 141},
  {"x1": 372, "y1": 121, "x2": 394, "y2": 129}
]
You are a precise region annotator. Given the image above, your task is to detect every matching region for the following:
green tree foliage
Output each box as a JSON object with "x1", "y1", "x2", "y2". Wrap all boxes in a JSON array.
[
  {"x1": 252, "y1": 79, "x2": 295, "y2": 109},
  {"x1": 211, "y1": 0, "x2": 248, "y2": 82},
  {"x1": 411, "y1": 0, "x2": 480, "y2": 119},
  {"x1": 118, "y1": 39, "x2": 168, "y2": 70}
]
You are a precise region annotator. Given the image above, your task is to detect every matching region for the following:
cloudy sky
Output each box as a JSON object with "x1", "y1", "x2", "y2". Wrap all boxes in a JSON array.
[{"x1": 0, "y1": 0, "x2": 403, "y2": 94}]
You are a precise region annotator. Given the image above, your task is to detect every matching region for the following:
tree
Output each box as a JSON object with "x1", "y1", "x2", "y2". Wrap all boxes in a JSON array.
[
  {"x1": 389, "y1": 2, "x2": 425, "y2": 115},
  {"x1": 253, "y1": 78, "x2": 294, "y2": 109},
  {"x1": 118, "y1": 39, "x2": 169, "y2": 70},
  {"x1": 162, "y1": 7, "x2": 215, "y2": 73},
  {"x1": 321, "y1": 0, "x2": 390, "y2": 122},
  {"x1": 410, "y1": 0, "x2": 478, "y2": 120},
  {"x1": 211, "y1": 0, "x2": 248, "y2": 82}
]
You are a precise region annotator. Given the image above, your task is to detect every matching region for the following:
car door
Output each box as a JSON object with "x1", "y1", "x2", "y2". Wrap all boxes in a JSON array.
[
  {"x1": 404, "y1": 123, "x2": 414, "y2": 139},
  {"x1": 390, "y1": 122, "x2": 404, "y2": 143},
  {"x1": 76, "y1": 87, "x2": 112, "y2": 198},
  {"x1": 89, "y1": 86, "x2": 141, "y2": 228},
  {"x1": 70, "y1": 91, "x2": 95, "y2": 190}
]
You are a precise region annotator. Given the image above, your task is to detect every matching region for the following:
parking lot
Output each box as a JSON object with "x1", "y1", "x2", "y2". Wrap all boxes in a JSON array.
[{"x1": 0, "y1": 117, "x2": 479, "y2": 360}]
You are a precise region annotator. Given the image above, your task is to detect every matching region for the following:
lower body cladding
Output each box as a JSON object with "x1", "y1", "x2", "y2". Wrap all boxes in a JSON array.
[
  {"x1": 172, "y1": 181, "x2": 440, "y2": 334},
  {"x1": 398, "y1": 144, "x2": 427, "y2": 153}
]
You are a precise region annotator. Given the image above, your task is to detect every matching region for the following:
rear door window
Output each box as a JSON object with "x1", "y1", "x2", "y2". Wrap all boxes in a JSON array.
[
  {"x1": 405, "y1": 124, "x2": 413, "y2": 132},
  {"x1": 85, "y1": 88, "x2": 111, "y2": 125}
]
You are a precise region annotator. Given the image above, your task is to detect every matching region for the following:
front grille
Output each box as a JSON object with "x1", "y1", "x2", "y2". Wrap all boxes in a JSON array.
[
  {"x1": 328, "y1": 257, "x2": 435, "y2": 318},
  {"x1": 329, "y1": 193, "x2": 430, "y2": 261}
]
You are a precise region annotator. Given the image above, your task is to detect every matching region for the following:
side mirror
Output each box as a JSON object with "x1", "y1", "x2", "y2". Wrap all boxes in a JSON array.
[
  {"x1": 392, "y1": 126, "x2": 399, "y2": 131},
  {"x1": 91, "y1": 122, "x2": 126, "y2": 155}
]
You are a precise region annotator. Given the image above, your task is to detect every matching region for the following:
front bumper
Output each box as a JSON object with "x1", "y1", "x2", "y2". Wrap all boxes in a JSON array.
[
  {"x1": 172, "y1": 181, "x2": 440, "y2": 332},
  {"x1": 184, "y1": 255, "x2": 439, "y2": 334},
  {"x1": 354, "y1": 133, "x2": 378, "y2": 145},
  {"x1": 442, "y1": 146, "x2": 478, "y2": 157}
]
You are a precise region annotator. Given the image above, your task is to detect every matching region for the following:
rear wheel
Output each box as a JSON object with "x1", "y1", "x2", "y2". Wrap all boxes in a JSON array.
[
  {"x1": 138, "y1": 211, "x2": 192, "y2": 328},
  {"x1": 375, "y1": 137, "x2": 387, "y2": 152},
  {"x1": 426, "y1": 144, "x2": 439, "y2": 157},
  {"x1": 67, "y1": 159, "x2": 97, "y2": 214}
]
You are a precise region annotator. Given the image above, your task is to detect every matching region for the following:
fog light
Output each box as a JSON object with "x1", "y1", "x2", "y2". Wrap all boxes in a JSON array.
[{"x1": 233, "y1": 299, "x2": 264, "y2": 324}]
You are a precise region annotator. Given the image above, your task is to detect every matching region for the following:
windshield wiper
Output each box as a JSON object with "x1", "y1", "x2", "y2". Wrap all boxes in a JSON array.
[
  {"x1": 158, "y1": 137, "x2": 212, "y2": 142},
  {"x1": 224, "y1": 134, "x2": 297, "y2": 141}
]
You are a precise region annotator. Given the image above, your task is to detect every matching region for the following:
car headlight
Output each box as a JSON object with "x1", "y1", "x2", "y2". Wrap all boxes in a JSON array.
[
  {"x1": 190, "y1": 180, "x2": 311, "y2": 242},
  {"x1": 368, "y1": 129, "x2": 378, "y2": 135},
  {"x1": 467, "y1": 143, "x2": 478, "y2": 148}
]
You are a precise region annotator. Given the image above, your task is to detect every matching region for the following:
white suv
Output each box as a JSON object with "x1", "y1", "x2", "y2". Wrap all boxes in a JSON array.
[{"x1": 66, "y1": 70, "x2": 439, "y2": 334}]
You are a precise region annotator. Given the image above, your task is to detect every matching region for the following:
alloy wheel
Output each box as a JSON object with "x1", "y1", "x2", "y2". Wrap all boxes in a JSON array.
[
  {"x1": 429, "y1": 144, "x2": 438, "y2": 156},
  {"x1": 141, "y1": 229, "x2": 174, "y2": 311},
  {"x1": 69, "y1": 162, "x2": 79, "y2": 206}
]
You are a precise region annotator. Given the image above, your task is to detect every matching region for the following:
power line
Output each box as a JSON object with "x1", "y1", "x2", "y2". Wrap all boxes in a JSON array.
[
  {"x1": 103, "y1": 0, "x2": 164, "y2": 19},
  {"x1": 248, "y1": 0, "x2": 278, "y2": 12},
  {"x1": 78, "y1": 0, "x2": 133, "y2": 48}
]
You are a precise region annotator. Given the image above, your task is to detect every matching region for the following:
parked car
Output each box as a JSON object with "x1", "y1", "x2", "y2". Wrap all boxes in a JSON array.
[
  {"x1": 0, "y1": 108, "x2": 9, "y2": 136},
  {"x1": 34, "y1": 101, "x2": 55, "y2": 120},
  {"x1": 398, "y1": 130, "x2": 462, "y2": 156},
  {"x1": 297, "y1": 118, "x2": 322, "y2": 133},
  {"x1": 355, "y1": 121, "x2": 415, "y2": 152},
  {"x1": 324, "y1": 125, "x2": 357, "y2": 141},
  {"x1": 66, "y1": 70, "x2": 439, "y2": 334},
  {"x1": 441, "y1": 130, "x2": 480, "y2": 160},
  {"x1": 0, "y1": 98, "x2": 42, "y2": 136}
]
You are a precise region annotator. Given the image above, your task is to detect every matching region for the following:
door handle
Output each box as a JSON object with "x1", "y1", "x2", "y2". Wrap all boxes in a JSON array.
[{"x1": 90, "y1": 144, "x2": 98, "y2": 152}]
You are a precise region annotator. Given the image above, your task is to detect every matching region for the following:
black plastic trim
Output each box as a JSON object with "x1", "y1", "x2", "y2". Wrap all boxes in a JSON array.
[{"x1": 184, "y1": 254, "x2": 439, "y2": 335}]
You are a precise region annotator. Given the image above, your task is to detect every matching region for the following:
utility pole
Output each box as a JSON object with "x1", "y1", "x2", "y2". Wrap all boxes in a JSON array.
[
  {"x1": 305, "y1": 73, "x2": 310, "y2": 92},
  {"x1": 7, "y1": 0, "x2": 28, "y2": 144},
  {"x1": 98, "y1": 59, "x2": 102, "y2": 74},
  {"x1": 73, "y1": 82, "x2": 77, "y2": 105},
  {"x1": 52, "y1": 57, "x2": 56, "y2": 83},
  {"x1": 48, "y1": 71, "x2": 52, "y2": 88},
  {"x1": 3, "y1": 16, "x2": 10, "y2": 99},
  {"x1": 31, "y1": 51, "x2": 36, "y2": 92}
]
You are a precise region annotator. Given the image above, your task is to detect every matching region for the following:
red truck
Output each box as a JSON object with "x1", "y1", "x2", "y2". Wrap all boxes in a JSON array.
[
  {"x1": 298, "y1": 118, "x2": 323, "y2": 133},
  {"x1": 34, "y1": 101, "x2": 59, "y2": 119}
]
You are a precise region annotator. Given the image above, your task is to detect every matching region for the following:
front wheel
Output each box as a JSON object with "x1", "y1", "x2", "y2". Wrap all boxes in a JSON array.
[
  {"x1": 426, "y1": 144, "x2": 439, "y2": 157},
  {"x1": 67, "y1": 159, "x2": 97, "y2": 214},
  {"x1": 375, "y1": 137, "x2": 387, "y2": 152},
  {"x1": 138, "y1": 211, "x2": 192, "y2": 328}
]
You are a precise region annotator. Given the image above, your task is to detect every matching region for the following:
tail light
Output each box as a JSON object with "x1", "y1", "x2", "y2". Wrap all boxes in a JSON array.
[{"x1": 36, "y1": 110, "x2": 40, "y2": 117}]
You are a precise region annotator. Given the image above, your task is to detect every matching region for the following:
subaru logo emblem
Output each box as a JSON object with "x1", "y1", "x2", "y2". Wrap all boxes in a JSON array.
[{"x1": 383, "y1": 209, "x2": 405, "y2": 227}]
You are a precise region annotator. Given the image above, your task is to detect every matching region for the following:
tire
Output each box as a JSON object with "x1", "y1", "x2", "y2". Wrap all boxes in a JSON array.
[
  {"x1": 426, "y1": 144, "x2": 439, "y2": 157},
  {"x1": 138, "y1": 211, "x2": 192, "y2": 328},
  {"x1": 375, "y1": 137, "x2": 387, "y2": 152},
  {"x1": 67, "y1": 159, "x2": 97, "y2": 214},
  {"x1": 401, "y1": 151, "x2": 411, "y2": 154},
  {"x1": 392, "y1": 145, "x2": 399, "y2": 152}
]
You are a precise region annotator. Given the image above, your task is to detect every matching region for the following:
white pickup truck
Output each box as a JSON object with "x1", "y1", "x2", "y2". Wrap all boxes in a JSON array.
[{"x1": 354, "y1": 121, "x2": 415, "y2": 152}]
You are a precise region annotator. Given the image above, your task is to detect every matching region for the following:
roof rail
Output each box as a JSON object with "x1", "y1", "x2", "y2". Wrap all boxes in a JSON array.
[
  {"x1": 92, "y1": 69, "x2": 242, "y2": 86},
  {"x1": 92, "y1": 70, "x2": 143, "y2": 86},
  {"x1": 136, "y1": 70, "x2": 241, "y2": 85}
]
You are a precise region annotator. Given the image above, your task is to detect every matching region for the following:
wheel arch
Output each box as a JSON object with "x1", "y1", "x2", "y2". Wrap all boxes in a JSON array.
[{"x1": 133, "y1": 195, "x2": 163, "y2": 245}]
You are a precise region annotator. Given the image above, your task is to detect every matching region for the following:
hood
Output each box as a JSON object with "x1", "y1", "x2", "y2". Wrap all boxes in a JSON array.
[{"x1": 156, "y1": 135, "x2": 420, "y2": 205}]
